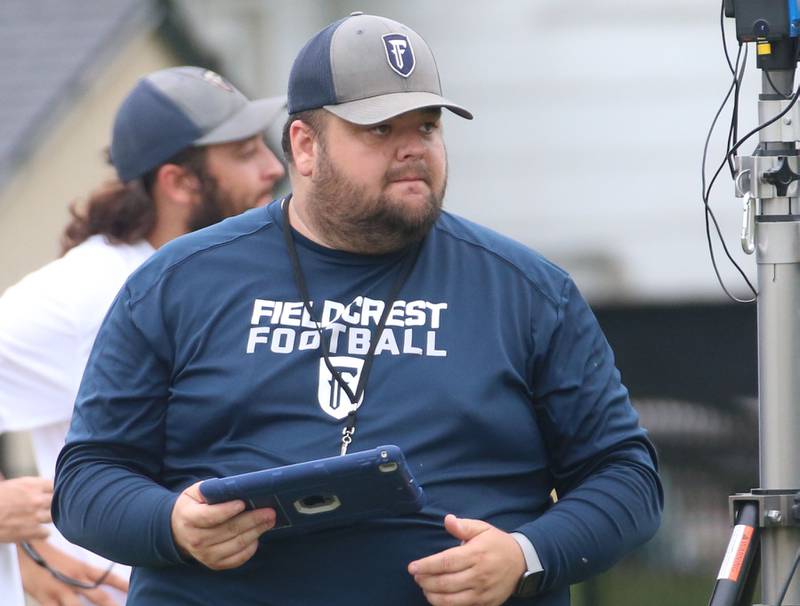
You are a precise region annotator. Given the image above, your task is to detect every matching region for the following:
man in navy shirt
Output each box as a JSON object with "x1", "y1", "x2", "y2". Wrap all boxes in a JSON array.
[{"x1": 54, "y1": 14, "x2": 662, "y2": 605}]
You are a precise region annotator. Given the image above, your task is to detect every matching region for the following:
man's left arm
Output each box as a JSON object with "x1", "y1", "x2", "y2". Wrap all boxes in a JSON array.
[
  {"x1": 409, "y1": 277, "x2": 662, "y2": 604},
  {"x1": 517, "y1": 276, "x2": 663, "y2": 593},
  {"x1": 514, "y1": 439, "x2": 662, "y2": 592},
  {"x1": 409, "y1": 452, "x2": 659, "y2": 605}
]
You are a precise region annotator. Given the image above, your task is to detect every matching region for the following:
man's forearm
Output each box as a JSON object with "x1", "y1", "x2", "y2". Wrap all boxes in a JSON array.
[
  {"x1": 53, "y1": 444, "x2": 184, "y2": 567},
  {"x1": 515, "y1": 442, "x2": 663, "y2": 593}
]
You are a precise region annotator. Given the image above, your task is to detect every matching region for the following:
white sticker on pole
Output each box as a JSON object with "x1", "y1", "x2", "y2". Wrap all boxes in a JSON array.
[{"x1": 717, "y1": 524, "x2": 754, "y2": 582}]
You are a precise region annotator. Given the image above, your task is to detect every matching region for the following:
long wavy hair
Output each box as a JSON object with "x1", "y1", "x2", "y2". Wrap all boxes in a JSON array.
[{"x1": 60, "y1": 147, "x2": 206, "y2": 254}]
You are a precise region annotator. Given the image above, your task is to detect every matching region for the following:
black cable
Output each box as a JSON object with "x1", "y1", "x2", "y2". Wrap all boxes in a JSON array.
[
  {"x1": 703, "y1": 10, "x2": 800, "y2": 300},
  {"x1": 704, "y1": 201, "x2": 756, "y2": 302},
  {"x1": 703, "y1": 78, "x2": 800, "y2": 222},
  {"x1": 719, "y1": 68, "x2": 800, "y2": 296},
  {"x1": 724, "y1": 80, "x2": 800, "y2": 164},
  {"x1": 701, "y1": 16, "x2": 758, "y2": 302},
  {"x1": 717, "y1": 40, "x2": 758, "y2": 301},
  {"x1": 727, "y1": 42, "x2": 745, "y2": 177},
  {"x1": 21, "y1": 541, "x2": 114, "y2": 590},
  {"x1": 704, "y1": 6, "x2": 800, "y2": 302},
  {"x1": 724, "y1": 0, "x2": 748, "y2": 177},
  {"x1": 703, "y1": 44, "x2": 742, "y2": 198},
  {"x1": 775, "y1": 546, "x2": 800, "y2": 605}
]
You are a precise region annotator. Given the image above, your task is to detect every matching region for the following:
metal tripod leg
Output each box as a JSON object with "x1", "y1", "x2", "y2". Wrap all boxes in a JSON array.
[
  {"x1": 740, "y1": 547, "x2": 761, "y2": 606},
  {"x1": 709, "y1": 502, "x2": 761, "y2": 606}
]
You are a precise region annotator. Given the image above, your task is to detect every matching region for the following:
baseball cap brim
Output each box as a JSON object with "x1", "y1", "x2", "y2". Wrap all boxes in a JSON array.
[
  {"x1": 195, "y1": 95, "x2": 287, "y2": 145},
  {"x1": 323, "y1": 91, "x2": 473, "y2": 126}
]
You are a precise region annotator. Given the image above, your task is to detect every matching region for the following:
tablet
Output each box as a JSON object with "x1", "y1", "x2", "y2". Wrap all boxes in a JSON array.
[{"x1": 198, "y1": 445, "x2": 425, "y2": 539}]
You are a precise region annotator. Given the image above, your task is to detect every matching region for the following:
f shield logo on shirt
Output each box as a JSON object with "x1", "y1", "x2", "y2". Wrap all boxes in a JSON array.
[
  {"x1": 318, "y1": 356, "x2": 365, "y2": 420},
  {"x1": 382, "y1": 33, "x2": 415, "y2": 77}
]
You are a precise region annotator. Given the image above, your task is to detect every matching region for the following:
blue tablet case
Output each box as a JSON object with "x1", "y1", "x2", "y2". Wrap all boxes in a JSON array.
[{"x1": 198, "y1": 445, "x2": 425, "y2": 540}]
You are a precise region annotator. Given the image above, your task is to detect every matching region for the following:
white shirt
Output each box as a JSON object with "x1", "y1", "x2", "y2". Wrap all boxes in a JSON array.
[
  {"x1": 0, "y1": 543, "x2": 24, "y2": 606},
  {"x1": 0, "y1": 234, "x2": 154, "y2": 604}
]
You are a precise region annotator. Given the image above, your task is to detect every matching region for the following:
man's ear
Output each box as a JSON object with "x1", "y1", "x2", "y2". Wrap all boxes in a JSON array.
[
  {"x1": 153, "y1": 164, "x2": 200, "y2": 207},
  {"x1": 290, "y1": 120, "x2": 319, "y2": 178}
]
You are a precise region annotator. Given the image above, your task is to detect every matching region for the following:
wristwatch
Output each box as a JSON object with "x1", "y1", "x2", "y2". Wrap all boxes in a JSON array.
[{"x1": 513, "y1": 569, "x2": 543, "y2": 598}]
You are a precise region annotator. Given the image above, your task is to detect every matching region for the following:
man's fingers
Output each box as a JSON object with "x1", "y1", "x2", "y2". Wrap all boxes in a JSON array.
[
  {"x1": 31, "y1": 477, "x2": 54, "y2": 493},
  {"x1": 181, "y1": 481, "x2": 207, "y2": 504},
  {"x1": 82, "y1": 564, "x2": 129, "y2": 593},
  {"x1": 412, "y1": 520, "x2": 527, "y2": 606},
  {"x1": 98, "y1": 569, "x2": 129, "y2": 592},
  {"x1": 80, "y1": 587, "x2": 117, "y2": 606},
  {"x1": 423, "y1": 589, "x2": 478, "y2": 606},
  {"x1": 16, "y1": 476, "x2": 54, "y2": 492},
  {"x1": 184, "y1": 496, "x2": 247, "y2": 529},
  {"x1": 443, "y1": 514, "x2": 491, "y2": 542},
  {"x1": 55, "y1": 591, "x2": 83, "y2": 606},
  {"x1": 206, "y1": 508, "x2": 275, "y2": 548},
  {"x1": 408, "y1": 544, "x2": 472, "y2": 576},
  {"x1": 25, "y1": 524, "x2": 50, "y2": 540},
  {"x1": 207, "y1": 538, "x2": 259, "y2": 571},
  {"x1": 413, "y1": 567, "x2": 477, "y2": 595},
  {"x1": 172, "y1": 484, "x2": 275, "y2": 570},
  {"x1": 35, "y1": 507, "x2": 52, "y2": 524},
  {"x1": 204, "y1": 516, "x2": 273, "y2": 561}
]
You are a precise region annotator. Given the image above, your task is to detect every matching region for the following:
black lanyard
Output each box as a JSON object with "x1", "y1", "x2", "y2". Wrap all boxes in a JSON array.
[{"x1": 281, "y1": 196, "x2": 421, "y2": 455}]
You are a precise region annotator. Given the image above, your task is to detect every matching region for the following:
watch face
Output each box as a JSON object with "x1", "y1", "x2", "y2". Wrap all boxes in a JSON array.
[{"x1": 515, "y1": 569, "x2": 543, "y2": 598}]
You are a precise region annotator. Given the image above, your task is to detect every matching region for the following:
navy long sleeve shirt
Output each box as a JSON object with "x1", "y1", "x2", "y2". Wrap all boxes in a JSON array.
[{"x1": 54, "y1": 201, "x2": 662, "y2": 605}]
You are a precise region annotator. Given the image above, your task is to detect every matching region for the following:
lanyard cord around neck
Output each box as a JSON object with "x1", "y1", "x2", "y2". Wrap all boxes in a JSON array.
[{"x1": 281, "y1": 196, "x2": 421, "y2": 455}]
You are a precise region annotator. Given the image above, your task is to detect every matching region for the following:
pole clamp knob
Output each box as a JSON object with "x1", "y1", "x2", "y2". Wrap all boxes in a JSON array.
[{"x1": 762, "y1": 156, "x2": 800, "y2": 196}]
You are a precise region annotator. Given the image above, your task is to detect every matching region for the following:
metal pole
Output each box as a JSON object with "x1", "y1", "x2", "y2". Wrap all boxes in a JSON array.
[{"x1": 755, "y1": 66, "x2": 800, "y2": 606}]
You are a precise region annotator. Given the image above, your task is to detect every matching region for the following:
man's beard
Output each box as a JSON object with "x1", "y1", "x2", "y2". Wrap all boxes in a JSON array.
[
  {"x1": 186, "y1": 172, "x2": 229, "y2": 233},
  {"x1": 306, "y1": 148, "x2": 447, "y2": 255}
]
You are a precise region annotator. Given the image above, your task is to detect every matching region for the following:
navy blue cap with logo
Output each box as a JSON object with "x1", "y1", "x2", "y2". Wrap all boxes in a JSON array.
[
  {"x1": 110, "y1": 66, "x2": 286, "y2": 183},
  {"x1": 287, "y1": 12, "x2": 473, "y2": 125}
]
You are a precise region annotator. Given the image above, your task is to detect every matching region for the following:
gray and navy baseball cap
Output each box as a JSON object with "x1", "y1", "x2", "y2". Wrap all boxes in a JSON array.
[
  {"x1": 287, "y1": 12, "x2": 472, "y2": 125},
  {"x1": 111, "y1": 66, "x2": 286, "y2": 182}
]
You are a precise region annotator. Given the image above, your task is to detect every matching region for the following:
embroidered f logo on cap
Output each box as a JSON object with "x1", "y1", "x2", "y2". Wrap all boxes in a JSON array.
[{"x1": 382, "y1": 33, "x2": 415, "y2": 77}]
